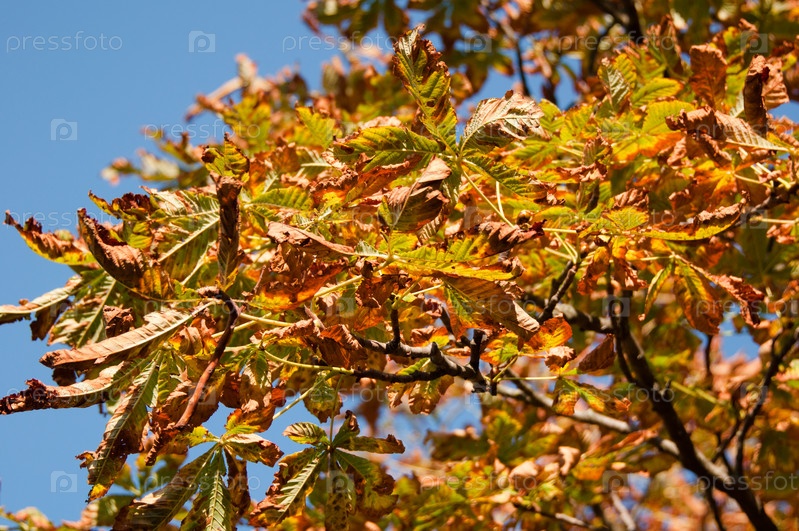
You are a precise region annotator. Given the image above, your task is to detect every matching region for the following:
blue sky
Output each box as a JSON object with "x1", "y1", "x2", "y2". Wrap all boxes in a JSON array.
[{"x1": 0, "y1": 0, "x2": 795, "y2": 525}]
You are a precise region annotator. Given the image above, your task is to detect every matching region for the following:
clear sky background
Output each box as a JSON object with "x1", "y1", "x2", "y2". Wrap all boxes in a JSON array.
[{"x1": 1, "y1": 1, "x2": 796, "y2": 525}]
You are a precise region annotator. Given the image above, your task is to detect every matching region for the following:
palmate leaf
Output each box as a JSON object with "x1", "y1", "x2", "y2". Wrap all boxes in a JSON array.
[
  {"x1": 391, "y1": 26, "x2": 458, "y2": 151},
  {"x1": 332, "y1": 125, "x2": 442, "y2": 171},
  {"x1": 85, "y1": 355, "x2": 160, "y2": 501},
  {"x1": 41, "y1": 307, "x2": 201, "y2": 370},
  {"x1": 0, "y1": 356, "x2": 150, "y2": 415},
  {"x1": 180, "y1": 450, "x2": 232, "y2": 531},
  {"x1": 0, "y1": 276, "x2": 81, "y2": 325},
  {"x1": 113, "y1": 447, "x2": 219, "y2": 530},
  {"x1": 266, "y1": 450, "x2": 326, "y2": 523}
]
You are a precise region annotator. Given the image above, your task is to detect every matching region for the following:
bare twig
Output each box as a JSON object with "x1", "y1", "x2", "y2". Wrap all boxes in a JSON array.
[
  {"x1": 513, "y1": 502, "x2": 607, "y2": 530},
  {"x1": 539, "y1": 260, "x2": 578, "y2": 323}
]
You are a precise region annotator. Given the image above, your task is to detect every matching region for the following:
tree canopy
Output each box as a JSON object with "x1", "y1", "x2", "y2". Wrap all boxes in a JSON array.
[{"x1": 2, "y1": 1, "x2": 799, "y2": 529}]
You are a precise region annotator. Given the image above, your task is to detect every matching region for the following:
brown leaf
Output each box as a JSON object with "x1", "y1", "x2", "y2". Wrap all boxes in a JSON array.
[
  {"x1": 468, "y1": 221, "x2": 544, "y2": 257},
  {"x1": 706, "y1": 273, "x2": 766, "y2": 327},
  {"x1": 689, "y1": 45, "x2": 727, "y2": 108},
  {"x1": 544, "y1": 345, "x2": 576, "y2": 370},
  {"x1": 78, "y1": 209, "x2": 171, "y2": 297},
  {"x1": 554, "y1": 161, "x2": 607, "y2": 182},
  {"x1": 41, "y1": 308, "x2": 192, "y2": 370},
  {"x1": 266, "y1": 222, "x2": 354, "y2": 256},
  {"x1": 578, "y1": 247, "x2": 610, "y2": 295},
  {"x1": 4, "y1": 212, "x2": 94, "y2": 266},
  {"x1": 102, "y1": 306, "x2": 134, "y2": 338},
  {"x1": 217, "y1": 177, "x2": 242, "y2": 287},
  {"x1": 528, "y1": 317, "x2": 573, "y2": 352},
  {"x1": 0, "y1": 371, "x2": 116, "y2": 414},
  {"x1": 379, "y1": 158, "x2": 451, "y2": 233},
  {"x1": 577, "y1": 335, "x2": 616, "y2": 373}
]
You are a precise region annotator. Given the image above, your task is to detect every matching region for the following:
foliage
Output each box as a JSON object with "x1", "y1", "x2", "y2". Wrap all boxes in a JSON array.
[{"x1": 3, "y1": 1, "x2": 799, "y2": 530}]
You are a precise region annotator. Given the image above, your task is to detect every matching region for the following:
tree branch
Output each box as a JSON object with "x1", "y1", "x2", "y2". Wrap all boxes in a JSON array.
[
  {"x1": 612, "y1": 291, "x2": 778, "y2": 531},
  {"x1": 735, "y1": 327, "x2": 797, "y2": 475}
]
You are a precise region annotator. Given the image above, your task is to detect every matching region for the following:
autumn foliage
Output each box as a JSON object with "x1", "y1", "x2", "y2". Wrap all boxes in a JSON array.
[{"x1": 3, "y1": 1, "x2": 799, "y2": 529}]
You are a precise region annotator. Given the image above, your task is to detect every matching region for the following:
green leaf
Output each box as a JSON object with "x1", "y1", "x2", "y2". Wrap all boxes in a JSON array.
[
  {"x1": 284, "y1": 422, "x2": 330, "y2": 446},
  {"x1": 113, "y1": 447, "x2": 219, "y2": 529},
  {"x1": 332, "y1": 126, "x2": 442, "y2": 171},
  {"x1": 631, "y1": 78, "x2": 683, "y2": 107},
  {"x1": 391, "y1": 26, "x2": 458, "y2": 150},
  {"x1": 297, "y1": 107, "x2": 339, "y2": 149},
  {"x1": 86, "y1": 356, "x2": 160, "y2": 500},
  {"x1": 50, "y1": 271, "x2": 119, "y2": 348},
  {"x1": 644, "y1": 260, "x2": 674, "y2": 316},
  {"x1": 202, "y1": 136, "x2": 250, "y2": 179},
  {"x1": 598, "y1": 59, "x2": 631, "y2": 112},
  {"x1": 221, "y1": 433, "x2": 282, "y2": 465},
  {"x1": 274, "y1": 452, "x2": 325, "y2": 520},
  {"x1": 149, "y1": 189, "x2": 221, "y2": 283},
  {"x1": 181, "y1": 450, "x2": 232, "y2": 531}
]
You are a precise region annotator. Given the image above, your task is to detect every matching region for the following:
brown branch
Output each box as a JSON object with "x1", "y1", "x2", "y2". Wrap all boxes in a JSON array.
[
  {"x1": 539, "y1": 260, "x2": 577, "y2": 323},
  {"x1": 735, "y1": 327, "x2": 797, "y2": 475},
  {"x1": 174, "y1": 288, "x2": 240, "y2": 430},
  {"x1": 514, "y1": 39, "x2": 531, "y2": 97},
  {"x1": 612, "y1": 291, "x2": 778, "y2": 531}
]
